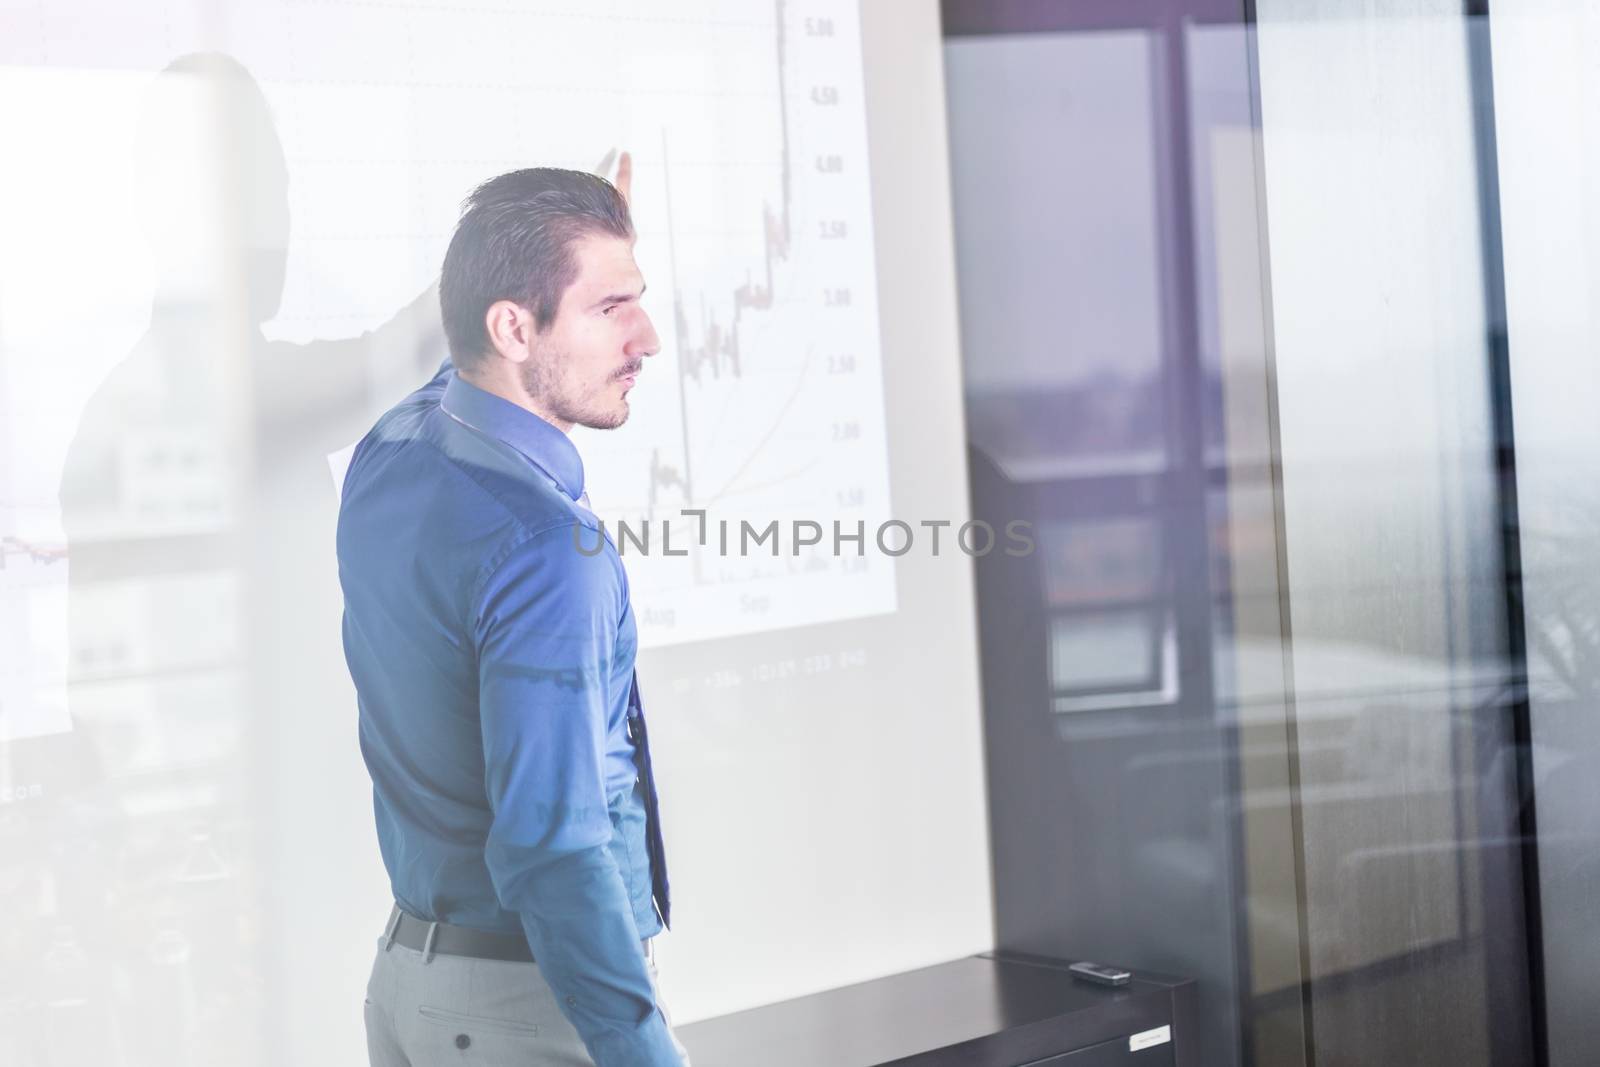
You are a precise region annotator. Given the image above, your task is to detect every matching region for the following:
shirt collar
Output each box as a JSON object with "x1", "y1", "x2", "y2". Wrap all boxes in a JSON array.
[{"x1": 441, "y1": 369, "x2": 585, "y2": 502}]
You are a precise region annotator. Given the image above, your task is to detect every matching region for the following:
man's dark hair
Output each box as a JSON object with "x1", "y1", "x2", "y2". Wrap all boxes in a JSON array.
[{"x1": 440, "y1": 168, "x2": 633, "y2": 369}]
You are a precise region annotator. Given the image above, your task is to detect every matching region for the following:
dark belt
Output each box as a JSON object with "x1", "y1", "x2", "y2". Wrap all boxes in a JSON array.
[{"x1": 384, "y1": 904, "x2": 536, "y2": 964}]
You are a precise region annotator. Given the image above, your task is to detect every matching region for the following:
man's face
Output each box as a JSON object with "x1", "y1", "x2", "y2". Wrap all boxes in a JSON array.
[{"x1": 524, "y1": 233, "x2": 659, "y2": 431}]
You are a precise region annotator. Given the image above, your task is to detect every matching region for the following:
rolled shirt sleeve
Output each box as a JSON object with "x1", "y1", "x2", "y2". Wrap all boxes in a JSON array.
[{"x1": 473, "y1": 526, "x2": 682, "y2": 1066}]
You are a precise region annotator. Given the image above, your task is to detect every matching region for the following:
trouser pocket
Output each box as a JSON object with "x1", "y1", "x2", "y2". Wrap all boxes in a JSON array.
[{"x1": 417, "y1": 1004, "x2": 541, "y2": 1037}]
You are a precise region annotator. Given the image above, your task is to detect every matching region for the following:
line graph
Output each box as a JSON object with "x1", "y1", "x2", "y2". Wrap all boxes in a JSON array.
[
  {"x1": 557, "y1": 0, "x2": 895, "y2": 644},
  {"x1": 653, "y1": 0, "x2": 802, "y2": 516},
  {"x1": 247, "y1": 0, "x2": 897, "y2": 646},
  {"x1": 666, "y1": 1, "x2": 793, "y2": 395},
  {"x1": 249, "y1": 0, "x2": 898, "y2": 645}
]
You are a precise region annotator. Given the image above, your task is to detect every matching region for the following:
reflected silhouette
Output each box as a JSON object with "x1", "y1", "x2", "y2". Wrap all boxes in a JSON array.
[{"x1": 4, "y1": 52, "x2": 445, "y2": 1065}]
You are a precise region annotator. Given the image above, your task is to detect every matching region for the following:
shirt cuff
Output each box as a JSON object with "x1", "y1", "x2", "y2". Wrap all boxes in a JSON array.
[{"x1": 584, "y1": 1006, "x2": 685, "y2": 1067}]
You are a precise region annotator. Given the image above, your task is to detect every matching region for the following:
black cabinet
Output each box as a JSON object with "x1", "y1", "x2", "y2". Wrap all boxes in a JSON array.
[
  {"x1": 1021, "y1": 1035, "x2": 1176, "y2": 1067},
  {"x1": 676, "y1": 952, "x2": 1195, "y2": 1067}
]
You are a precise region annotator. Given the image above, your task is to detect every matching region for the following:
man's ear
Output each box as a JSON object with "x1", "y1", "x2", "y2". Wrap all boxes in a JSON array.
[{"x1": 484, "y1": 299, "x2": 535, "y2": 364}]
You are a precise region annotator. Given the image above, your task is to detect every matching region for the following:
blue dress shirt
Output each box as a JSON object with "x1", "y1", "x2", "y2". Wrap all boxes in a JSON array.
[{"x1": 337, "y1": 361, "x2": 678, "y2": 1065}]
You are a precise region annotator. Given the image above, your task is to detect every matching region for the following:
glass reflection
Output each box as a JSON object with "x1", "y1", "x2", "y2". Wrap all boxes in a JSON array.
[{"x1": 2, "y1": 52, "x2": 439, "y2": 1065}]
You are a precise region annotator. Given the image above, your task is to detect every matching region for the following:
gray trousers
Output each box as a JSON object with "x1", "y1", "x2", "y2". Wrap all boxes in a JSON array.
[{"x1": 364, "y1": 935, "x2": 692, "y2": 1065}]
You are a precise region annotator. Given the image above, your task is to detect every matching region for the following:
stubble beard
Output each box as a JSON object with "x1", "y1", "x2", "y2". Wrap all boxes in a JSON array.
[{"x1": 522, "y1": 344, "x2": 631, "y2": 431}]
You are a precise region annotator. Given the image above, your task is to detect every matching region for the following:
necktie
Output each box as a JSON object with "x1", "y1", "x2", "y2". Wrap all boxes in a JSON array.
[{"x1": 627, "y1": 671, "x2": 672, "y2": 930}]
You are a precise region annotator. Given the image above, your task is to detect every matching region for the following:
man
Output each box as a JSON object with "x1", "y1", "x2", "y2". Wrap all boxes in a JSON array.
[{"x1": 337, "y1": 162, "x2": 689, "y2": 1066}]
